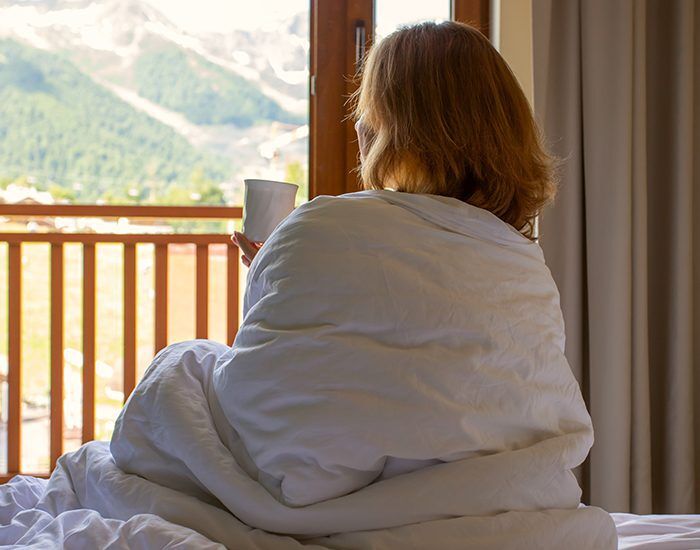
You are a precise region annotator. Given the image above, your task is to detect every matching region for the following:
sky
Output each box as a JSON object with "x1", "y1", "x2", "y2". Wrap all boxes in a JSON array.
[
  {"x1": 141, "y1": 0, "x2": 449, "y2": 37},
  {"x1": 143, "y1": 0, "x2": 307, "y2": 33},
  {"x1": 375, "y1": 0, "x2": 450, "y2": 39}
]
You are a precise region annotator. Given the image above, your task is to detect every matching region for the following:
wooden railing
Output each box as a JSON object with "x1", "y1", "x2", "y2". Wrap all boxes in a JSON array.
[{"x1": 0, "y1": 204, "x2": 242, "y2": 481}]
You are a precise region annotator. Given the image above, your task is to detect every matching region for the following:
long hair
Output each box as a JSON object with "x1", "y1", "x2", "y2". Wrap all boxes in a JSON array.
[{"x1": 350, "y1": 21, "x2": 556, "y2": 239}]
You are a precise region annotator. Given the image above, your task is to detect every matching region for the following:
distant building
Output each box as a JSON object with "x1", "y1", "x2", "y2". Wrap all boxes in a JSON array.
[
  {"x1": 0, "y1": 185, "x2": 174, "y2": 234},
  {"x1": 0, "y1": 184, "x2": 55, "y2": 205}
]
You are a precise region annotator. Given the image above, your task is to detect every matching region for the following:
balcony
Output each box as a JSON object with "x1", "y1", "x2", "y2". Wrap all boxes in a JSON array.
[{"x1": 0, "y1": 203, "x2": 243, "y2": 480}]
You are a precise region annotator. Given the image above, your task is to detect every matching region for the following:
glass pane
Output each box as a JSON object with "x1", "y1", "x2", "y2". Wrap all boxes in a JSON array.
[
  {"x1": 0, "y1": 1, "x2": 309, "y2": 451},
  {"x1": 0, "y1": 0, "x2": 309, "y2": 206},
  {"x1": 168, "y1": 244, "x2": 196, "y2": 345},
  {"x1": 62, "y1": 243, "x2": 83, "y2": 455},
  {"x1": 95, "y1": 244, "x2": 124, "y2": 442},
  {"x1": 375, "y1": 0, "x2": 451, "y2": 40},
  {"x1": 21, "y1": 244, "x2": 50, "y2": 473},
  {"x1": 137, "y1": 244, "x2": 155, "y2": 381}
]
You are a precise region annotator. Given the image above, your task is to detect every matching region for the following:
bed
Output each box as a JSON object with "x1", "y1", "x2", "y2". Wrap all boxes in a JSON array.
[
  {"x1": 614, "y1": 514, "x2": 700, "y2": 549},
  {"x1": 0, "y1": 467, "x2": 698, "y2": 549},
  {"x1": 4, "y1": 195, "x2": 697, "y2": 548}
]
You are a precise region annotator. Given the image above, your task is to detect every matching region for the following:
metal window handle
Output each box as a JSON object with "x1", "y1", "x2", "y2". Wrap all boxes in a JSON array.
[{"x1": 355, "y1": 20, "x2": 366, "y2": 71}]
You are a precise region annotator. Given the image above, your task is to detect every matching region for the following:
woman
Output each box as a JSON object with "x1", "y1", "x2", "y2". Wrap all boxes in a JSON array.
[
  {"x1": 235, "y1": 20, "x2": 553, "y2": 259},
  {"x1": 110, "y1": 21, "x2": 617, "y2": 547}
]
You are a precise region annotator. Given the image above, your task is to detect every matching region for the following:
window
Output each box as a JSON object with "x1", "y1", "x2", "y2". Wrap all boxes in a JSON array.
[
  {"x1": 0, "y1": 0, "x2": 489, "y2": 477},
  {"x1": 0, "y1": 0, "x2": 311, "y2": 472},
  {"x1": 0, "y1": 0, "x2": 310, "y2": 207}
]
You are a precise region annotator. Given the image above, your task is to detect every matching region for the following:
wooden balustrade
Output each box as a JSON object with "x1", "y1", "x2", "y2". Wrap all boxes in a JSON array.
[
  {"x1": 7, "y1": 243, "x2": 21, "y2": 478},
  {"x1": 82, "y1": 243, "x2": 96, "y2": 445},
  {"x1": 0, "y1": 205, "x2": 243, "y2": 481}
]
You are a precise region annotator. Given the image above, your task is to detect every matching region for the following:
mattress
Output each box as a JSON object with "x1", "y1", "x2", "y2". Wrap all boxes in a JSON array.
[{"x1": 0, "y1": 472, "x2": 697, "y2": 549}]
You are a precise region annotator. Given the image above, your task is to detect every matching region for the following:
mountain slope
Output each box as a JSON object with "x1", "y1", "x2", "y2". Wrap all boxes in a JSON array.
[
  {"x1": 133, "y1": 45, "x2": 303, "y2": 128},
  {"x1": 0, "y1": 39, "x2": 231, "y2": 200},
  {"x1": 0, "y1": 0, "x2": 308, "y2": 115}
]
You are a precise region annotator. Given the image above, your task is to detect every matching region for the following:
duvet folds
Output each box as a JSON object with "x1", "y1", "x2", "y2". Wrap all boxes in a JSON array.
[{"x1": 0, "y1": 191, "x2": 617, "y2": 549}]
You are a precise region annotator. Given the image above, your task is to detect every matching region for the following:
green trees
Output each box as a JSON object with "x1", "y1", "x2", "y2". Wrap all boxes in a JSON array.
[
  {"x1": 0, "y1": 40, "x2": 231, "y2": 202},
  {"x1": 285, "y1": 160, "x2": 308, "y2": 203},
  {"x1": 0, "y1": 39, "x2": 308, "y2": 207},
  {"x1": 134, "y1": 47, "x2": 302, "y2": 127}
]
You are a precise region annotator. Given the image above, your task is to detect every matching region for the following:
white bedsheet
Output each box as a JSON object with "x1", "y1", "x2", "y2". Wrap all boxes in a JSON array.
[
  {"x1": 1, "y1": 461, "x2": 699, "y2": 549},
  {"x1": 614, "y1": 514, "x2": 700, "y2": 549},
  {"x1": 0, "y1": 442, "x2": 619, "y2": 549},
  {"x1": 0, "y1": 191, "x2": 621, "y2": 548},
  {"x1": 213, "y1": 190, "x2": 597, "y2": 515}
]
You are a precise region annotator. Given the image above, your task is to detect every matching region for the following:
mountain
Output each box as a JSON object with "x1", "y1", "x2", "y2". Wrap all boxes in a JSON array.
[
  {"x1": 0, "y1": 39, "x2": 231, "y2": 201},
  {"x1": 0, "y1": 0, "x2": 309, "y2": 203},
  {"x1": 0, "y1": 0, "x2": 308, "y2": 113},
  {"x1": 133, "y1": 45, "x2": 304, "y2": 128}
]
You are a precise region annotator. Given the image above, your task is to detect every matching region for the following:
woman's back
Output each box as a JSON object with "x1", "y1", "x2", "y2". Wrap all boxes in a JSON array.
[
  {"x1": 214, "y1": 190, "x2": 592, "y2": 508},
  {"x1": 108, "y1": 21, "x2": 617, "y2": 546}
]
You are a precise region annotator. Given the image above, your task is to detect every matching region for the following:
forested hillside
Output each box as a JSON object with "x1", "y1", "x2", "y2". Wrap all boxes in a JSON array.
[
  {"x1": 0, "y1": 39, "x2": 232, "y2": 201},
  {"x1": 134, "y1": 46, "x2": 303, "y2": 128}
]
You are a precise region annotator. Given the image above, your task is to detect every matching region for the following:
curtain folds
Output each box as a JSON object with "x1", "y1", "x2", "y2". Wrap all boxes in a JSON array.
[{"x1": 532, "y1": 0, "x2": 700, "y2": 514}]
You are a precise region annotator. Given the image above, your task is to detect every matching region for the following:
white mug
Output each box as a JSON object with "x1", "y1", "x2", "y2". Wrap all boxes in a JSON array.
[{"x1": 242, "y1": 179, "x2": 298, "y2": 242}]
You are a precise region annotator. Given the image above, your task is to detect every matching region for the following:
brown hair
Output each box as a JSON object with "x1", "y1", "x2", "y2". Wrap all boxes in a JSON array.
[{"x1": 350, "y1": 21, "x2": 556, "y2": 239}]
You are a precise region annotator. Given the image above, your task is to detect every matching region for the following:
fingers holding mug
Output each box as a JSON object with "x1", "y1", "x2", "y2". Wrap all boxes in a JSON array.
[{"x1": 232, "y1": 231, "x2": 262, "y2": 266}]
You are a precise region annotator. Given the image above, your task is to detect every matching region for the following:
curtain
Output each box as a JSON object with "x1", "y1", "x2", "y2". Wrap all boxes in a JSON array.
[{"x1": 532, "y1": 0, "x2": 700, "y2": 514}]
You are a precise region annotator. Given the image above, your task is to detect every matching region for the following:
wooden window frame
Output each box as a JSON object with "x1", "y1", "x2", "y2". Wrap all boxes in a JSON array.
[
  {"x1": 452, "y1": 0, "x2": 491, "y2": 36},
  {"x1": 309, "y1": 0, "x2": 374, "y2": 199}
]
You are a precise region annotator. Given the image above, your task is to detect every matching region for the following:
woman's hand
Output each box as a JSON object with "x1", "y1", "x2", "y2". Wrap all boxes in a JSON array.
[{"x1": 232, "y1": 231, "x2": 263, "y2": 267}]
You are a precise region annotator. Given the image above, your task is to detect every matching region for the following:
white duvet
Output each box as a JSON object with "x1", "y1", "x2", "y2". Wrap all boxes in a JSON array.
[{"x1": 0, "y1": 190, "x2": 618, "y2": 548}]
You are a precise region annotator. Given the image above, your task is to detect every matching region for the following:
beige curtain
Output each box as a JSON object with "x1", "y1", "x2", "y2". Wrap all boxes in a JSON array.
[{"x1": 532, "y1": 0, "x2": 700, "y2": 514}]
